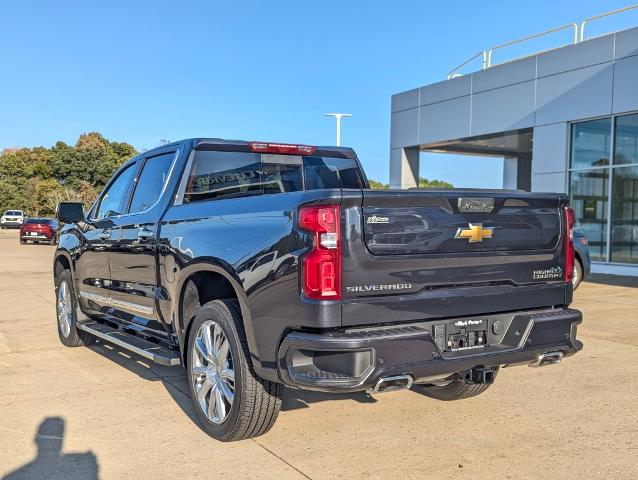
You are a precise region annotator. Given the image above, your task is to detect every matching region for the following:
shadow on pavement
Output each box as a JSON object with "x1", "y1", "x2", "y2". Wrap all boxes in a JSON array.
[
  {"x1": 86, "y1": 340, "x2": 378, "y2": 421},
  {"x1": 86, "y1": 341, "x2": 201, "y2": 426},
  {"x1": 282, "y1": 389, "x2": 377, "y2": 410},
  {"x1": 2, "y1": 417, "x2": 99, "y2": 480}
]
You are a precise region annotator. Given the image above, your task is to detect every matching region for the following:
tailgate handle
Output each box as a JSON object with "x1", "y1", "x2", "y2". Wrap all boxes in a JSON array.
[{"x1": 458, "y1": 197, "x2": 495, "y2": 213}]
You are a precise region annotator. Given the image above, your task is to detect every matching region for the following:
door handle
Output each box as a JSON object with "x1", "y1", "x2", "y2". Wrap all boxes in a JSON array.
[
  {"x1": 137, "y1": 228, "x2": 154, "y2": 241},
  {"x1": 99, "y1": 229, "x2": 111, "y2": 241}
]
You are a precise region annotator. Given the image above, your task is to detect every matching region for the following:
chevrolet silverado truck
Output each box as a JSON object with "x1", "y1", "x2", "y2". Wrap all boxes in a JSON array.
[{"x1": 53, "y1": 138, "x2": 582, "y2": 441}]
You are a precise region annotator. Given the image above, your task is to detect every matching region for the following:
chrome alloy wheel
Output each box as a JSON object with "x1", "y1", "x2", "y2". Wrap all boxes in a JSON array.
[
  {"x1": 57, "y1": 280, "x2": 72, "y2": 337},
  {"x1": 191, "y1": 320, "x2": 235, "y2": 424}
]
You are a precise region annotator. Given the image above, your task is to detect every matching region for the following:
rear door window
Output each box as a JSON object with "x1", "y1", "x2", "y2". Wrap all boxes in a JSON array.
[
  {"x1": 128, "y1": 152, "x2": 175, "y2": 213},
  {"x1": 94, "y1": 163, "x2": 137, "y2": 219}
]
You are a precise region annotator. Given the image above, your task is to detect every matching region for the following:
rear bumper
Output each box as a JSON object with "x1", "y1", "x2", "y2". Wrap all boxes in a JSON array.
[
  {"x1": 277, "y1": 308, "x2": 582, "y2": 392},
  {"x1": 21, "y1": 233, "x2": 53, "y2": 240}
]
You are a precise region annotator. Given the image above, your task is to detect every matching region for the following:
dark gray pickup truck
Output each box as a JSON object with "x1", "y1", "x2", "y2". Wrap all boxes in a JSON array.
[{"x1": 53, "y1": 138, "x2": 582, "y2": 441}]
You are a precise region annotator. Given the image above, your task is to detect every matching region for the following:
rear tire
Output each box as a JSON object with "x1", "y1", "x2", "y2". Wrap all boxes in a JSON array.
[
  {"x1": 572, "y1": 259, "x2": 583, "y2": 290},
  {"x1": 414, "y1": 370, "x2": 498, "y2": 401},
  {"x1": 20, "y1": 239, "x2": 26, "y2": 245},
  {"x1": 55, "y1": 270, "x2": 96, "y2": 347},
  {"x1": 186, "y1": 299, "x2": 283, "y2": 441}
]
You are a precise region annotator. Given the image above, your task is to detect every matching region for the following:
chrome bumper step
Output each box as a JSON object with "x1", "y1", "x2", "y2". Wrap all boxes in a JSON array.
[{"x1": 77, "y1": 321, "x2": 181, "y2": 366}]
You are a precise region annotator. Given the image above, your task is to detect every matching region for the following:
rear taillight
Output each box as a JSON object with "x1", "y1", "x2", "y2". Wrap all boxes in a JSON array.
[
  {"x1": 298, "y1": 205, "x2": 341, "y2": 300},
  {"x1": 564, "y1": 207, "x2": 575, "y2": 283}
]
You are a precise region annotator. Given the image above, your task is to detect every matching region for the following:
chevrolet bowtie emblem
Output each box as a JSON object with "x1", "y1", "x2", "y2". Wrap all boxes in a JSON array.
[{"x1": 455, "y1": 223, "x2": 494, "y2": 242}]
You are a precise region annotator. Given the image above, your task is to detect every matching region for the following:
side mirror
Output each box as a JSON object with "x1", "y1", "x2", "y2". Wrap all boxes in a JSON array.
[{"x1": 56, "y1": 202, "x2": 85, "y2": 224}]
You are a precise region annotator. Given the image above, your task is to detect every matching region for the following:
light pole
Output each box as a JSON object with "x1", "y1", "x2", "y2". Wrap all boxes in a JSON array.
[{"x1": 325, "y1": 113, "x2": 351, "y2": 146}]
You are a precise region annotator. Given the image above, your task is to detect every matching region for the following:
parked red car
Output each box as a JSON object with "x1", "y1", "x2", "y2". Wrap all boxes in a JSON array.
[{"x1": 19, "y1": 218, "x2": 59, "y2": 245}]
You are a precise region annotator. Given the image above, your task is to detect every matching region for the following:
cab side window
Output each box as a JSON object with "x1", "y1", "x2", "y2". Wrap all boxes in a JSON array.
[
  {"x1": 94, "y1": 163, "x2": 136, "y2": 220},
  {"x1": 183, "y1": 151, "x2": 263, "y2": 203},
  {"x1": 183, "y1": 151, "x2": 303, "y2": 203},
  {"x1": 128, "y1": 152, "x2": 175, "y2": 214}
]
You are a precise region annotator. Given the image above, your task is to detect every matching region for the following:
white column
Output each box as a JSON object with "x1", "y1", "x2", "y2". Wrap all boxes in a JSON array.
[
  {"x1": 389, "y1": 147, "x2": 419, "y2": 189},
  {"x1": 503, "y1": 156, "x2": 518, "y2": 190},
  {"x1": 531, "y1": 124, "x2": 569, "y2": 193}
]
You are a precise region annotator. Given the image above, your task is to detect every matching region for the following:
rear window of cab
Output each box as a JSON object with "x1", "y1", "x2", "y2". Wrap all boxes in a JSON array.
[{"x1": 183, "y1": 151, "x2": 364, "y2": 203}]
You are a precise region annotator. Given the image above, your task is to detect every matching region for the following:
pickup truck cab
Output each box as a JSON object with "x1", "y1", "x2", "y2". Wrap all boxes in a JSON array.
[{"x1": 53, "y1": 138, "x2": 582, "y2": 441}]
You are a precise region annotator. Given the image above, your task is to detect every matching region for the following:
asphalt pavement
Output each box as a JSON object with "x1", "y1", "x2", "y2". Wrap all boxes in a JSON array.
[{"x1": 0, "y1": 228, "x2": 636, "y2": 480}]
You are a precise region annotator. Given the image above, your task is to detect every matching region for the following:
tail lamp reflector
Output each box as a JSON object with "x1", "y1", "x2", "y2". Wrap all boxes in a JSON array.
[
  {"x1": 564, "y1": 206, "x2": 575, "y2": 283},
  {"x1": 298, "y1": 205, "x2": 341, "y2": 300}
]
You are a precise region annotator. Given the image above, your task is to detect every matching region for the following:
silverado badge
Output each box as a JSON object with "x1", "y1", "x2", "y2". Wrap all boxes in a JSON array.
[{"x1": 455, "y1": 223, "x2": 494, "y2": 243}]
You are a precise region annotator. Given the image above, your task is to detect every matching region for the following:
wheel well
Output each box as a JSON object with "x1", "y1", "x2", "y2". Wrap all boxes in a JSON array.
[
  {"x1": 179, "y1": 270, "x2": 240, "y2": 364},
  {"x1": 54, "y1": 255, "x2": 71, "y2": 283}
]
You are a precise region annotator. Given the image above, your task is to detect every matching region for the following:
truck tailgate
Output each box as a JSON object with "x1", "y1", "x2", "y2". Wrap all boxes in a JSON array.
[{"x1": 340, "y1": 189, "x2": 571, "y2": 327}]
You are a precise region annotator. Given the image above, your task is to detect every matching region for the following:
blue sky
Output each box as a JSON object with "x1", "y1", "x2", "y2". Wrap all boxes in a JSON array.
[{"x1": 1, "y1": 0, "x2": 637, "y2": 186}]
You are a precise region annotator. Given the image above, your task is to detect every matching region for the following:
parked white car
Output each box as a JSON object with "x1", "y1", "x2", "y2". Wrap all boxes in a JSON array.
[{"x1": 1, "y1": 210, "x2": 25, "y2": 228}]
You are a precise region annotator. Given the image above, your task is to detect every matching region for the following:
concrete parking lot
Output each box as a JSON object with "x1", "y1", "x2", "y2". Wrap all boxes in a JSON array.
[{"x1": 0, "y1": 228, "x2": 637, "y2": 480}]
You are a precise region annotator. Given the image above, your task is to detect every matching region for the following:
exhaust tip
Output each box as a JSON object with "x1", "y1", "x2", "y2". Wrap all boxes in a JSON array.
[
  {"x1": 529, "y1": 351, "x2": 564, "y2": 368},
  {"x1": 367, "y1": 374, "x2": 413, "y2": 394}
]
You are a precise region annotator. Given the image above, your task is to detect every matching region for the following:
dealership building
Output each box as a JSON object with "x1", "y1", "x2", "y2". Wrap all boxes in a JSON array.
[{"x1": 390, "y1": 23, "x2": 638, "y2": 276}]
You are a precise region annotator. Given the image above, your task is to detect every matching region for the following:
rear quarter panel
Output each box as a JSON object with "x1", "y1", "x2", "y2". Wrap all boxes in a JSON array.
[{"x1": 158, "y1": 189, "x2": 342, "y2": 369}]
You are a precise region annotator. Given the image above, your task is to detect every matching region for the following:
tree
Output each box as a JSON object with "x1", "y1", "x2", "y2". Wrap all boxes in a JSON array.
[
  {"x1": 51, "y1": 132, "x2": 136, "y2": 189},
  {"x1": 0, "y1": 148, "x2": 35, "y2": 181},
  {"x1": 367, "y1": 178, "x2": 454, "y2": 189},
  {"x1": 31, "y1": 147, "x2": 53, "y2": 179},
  {"x1": 35, "y1": 179, "x2": 68, "y2": 216},
  {"x1": 70, "y1": 181, "x2": 99, "y2": 207},
  {"x1": 0, "y1": 133, "x2": 137, "y2": 215},
  {"x1": 418, "y1": 177, "x2": 454, "y2": 189},
  {"x1": 0, "y1": 179, "x2": 28, "y2": 213},
  {"x1": 368, "y1": 179, "x2": 388, "y2": 189}
]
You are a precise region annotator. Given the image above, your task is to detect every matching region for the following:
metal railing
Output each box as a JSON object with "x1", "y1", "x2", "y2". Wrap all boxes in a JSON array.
[
  {"x1": 447, "y1": 4, "x2": 638, "y2": 79},
  {"x1": 447, "y1": 51, "x2": 487, "y2": 79},
  {"x1": 580, "y1": 3, "x2": 638, "y2": 41},
  {"x1": 486, "y1": 23, "x2": 578, "y2": 68}
]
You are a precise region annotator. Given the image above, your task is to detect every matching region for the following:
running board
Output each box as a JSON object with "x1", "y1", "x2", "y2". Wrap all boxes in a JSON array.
[{"x1": 77, "y1": 321, "x2": 181, "y2": 366}]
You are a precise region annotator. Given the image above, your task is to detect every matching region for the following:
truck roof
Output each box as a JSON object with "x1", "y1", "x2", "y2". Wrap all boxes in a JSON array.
[{"x1": 143, "y1": 138, "x2": 358, "y2": 160}]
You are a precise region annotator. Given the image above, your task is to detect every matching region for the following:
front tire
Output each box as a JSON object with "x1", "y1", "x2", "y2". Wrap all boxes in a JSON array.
[
  {"x1": 55, "y1": 270, "x2": 95, "y2": 347},
  {"x1": 186, "y1": 299, "x2": 283, "y2": 441}
]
